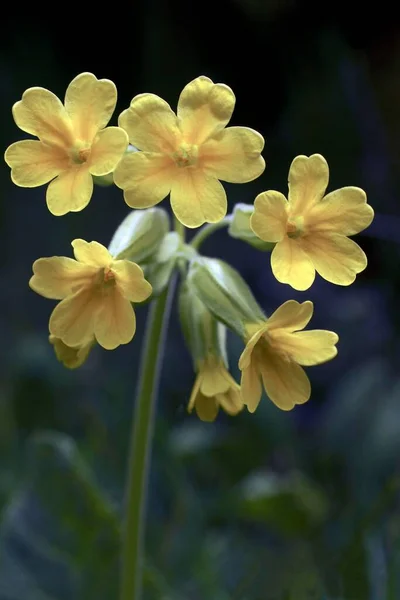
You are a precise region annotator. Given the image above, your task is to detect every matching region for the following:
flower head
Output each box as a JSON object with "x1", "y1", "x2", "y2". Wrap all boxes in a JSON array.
[
  {"x1": 5, "y1": 73, "x2": 128, "y2": 216},
  {"x1": 250, "y1": 154, "x2": 374, "y2": 290},
  {"x1": 188, "y1": 356, "x2": 243, "y2": 422},
  {"x1": 239, "y1": 300, "x2": 338, "y2": 412},
  {"x1": 30, "y1": 240, "x2": 152, "y2": 350},
  {"x1": 114, "y1": 76, "x2": 265, "y2": 228}
]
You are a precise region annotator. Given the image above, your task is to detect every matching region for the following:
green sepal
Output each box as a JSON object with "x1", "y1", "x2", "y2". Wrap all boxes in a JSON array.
[
  {"x1": 229, "y1": 203, "x2": 275, "y2": 251},
  {"x1": 145, "y1": 232, "x2": 181, "y2": 296}
]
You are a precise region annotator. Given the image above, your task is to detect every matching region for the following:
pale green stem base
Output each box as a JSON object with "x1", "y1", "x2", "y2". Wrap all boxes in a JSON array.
[{"x1": 190, "y1": 215, "x2": 232, "y2": 250}]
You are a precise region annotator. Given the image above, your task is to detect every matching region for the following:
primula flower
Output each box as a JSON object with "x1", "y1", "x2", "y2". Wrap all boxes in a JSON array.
[
  {"x1": 188, "y1": 356, "x2": 243, "y2": 422},
  {"x1": 113, "y1": 75, "x2": 265, "y2": 228},
  {"x1": 239, "y1": 300, "x2": 338, "y2": 412},
  {"x1": 5, "y1": 73, "x2": 128, "y2": 216},
  {"x1": 250, "y1": 154, "x2": 374, "y2": 290},
  {"x1": 29, "y1": 240, "x2": 152, "y2": 350}
]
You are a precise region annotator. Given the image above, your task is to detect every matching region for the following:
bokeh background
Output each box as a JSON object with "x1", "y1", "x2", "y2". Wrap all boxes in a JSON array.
[{"x1": 1, "y1": 1, "x2": 400, "y2": 598}]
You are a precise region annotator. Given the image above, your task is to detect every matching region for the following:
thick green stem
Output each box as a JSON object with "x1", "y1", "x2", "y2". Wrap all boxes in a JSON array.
[
  {"x1": 120, "y1": 277, "x2": 176, "y2": 600},
  {"x1": 190, "y1": 216, "x2": 232, "y2": 250}
]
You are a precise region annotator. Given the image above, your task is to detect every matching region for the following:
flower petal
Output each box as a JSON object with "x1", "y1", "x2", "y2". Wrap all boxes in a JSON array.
[
  {"x1": 64, "y1": 73, "x2": 117, "y2": 142},
  {"x1": 200, "y1": 126, "x2": 265, "y2": 183},
  {"x1": 301, "y1": 233, "x2": 367, "y2": 285},
  {"x1": 177, "y1": 76, "x2": 235, "y2": 145},
  {"x1": 5, "y1": 140, "x2": 69, "y2": 187},
  {"x1": 239, "y1": 325, "x2": 267, "y2": 369},
  {"x1": 170, "y1": 169, "x2": 227, "y2": 228},
  {"x1": 49, "y1": 335, "x2": 94, "y2": 369},
  {"x1": 49, "y1": 287, "x2": 99, "y2": 347},
  {"x1": 266, "y1": 300, "x2": 314, "y2": 332},
  {"x1": 217, "y1": 388, "x2": 243, "y2": 415},
  {"x1": 119, "y1": 94, "x2": 180, "y2": 153},
  {"x1": 271, "y1": 237, "x2": 316, "y2": 291},
  {"x1": 288, "y1": 154, "x2": 329, "y2": 215},
  {"x1": 94, "y1": 290, "x2": 136, "y2": 350},
  {"x1": 259, "y1": 351, "x2": 311, "y2": 410},
  {"x1": 200, "y1": 361, "x2": 231, "y2": 396},
  {"x1": 251, "y1": 191, "x2": 288, "y2": 243},
  {"x1": 240, "y1": 364, "x2": 262, "y2": 413},
  {"x1": 113, "y1": 151, "x2": 174, "y2": 208},
  {"x1": 307, "y1": 186, "x2": 374, "y2": 236},
  {"x1": 88, "y1": 127, "x2": 128, "y2": 176},
  {"x1": 188, "y1": 374, "x2": 202, "y2": 413},
  {"x1": 12, "y1": 87, "x2": 74, "y2": 149},
  {"x1": 72, "y1": 239, "x2": 112, "y2": 267},
  {"x1": 46, "y1": 166, "x2": 93, "y2": 216},
  {"x1": 194, "y1": 393, "x2": 219, "y2": 422},
  {"x1": 29, "y1": 257, "x2": 96, "y2": 299},
  {"x1": 112, "y1": 259, "x2": 152, "y2": 302},
  {"x1": 271, "y1": 329, "x2": 339, "y2": 366}
]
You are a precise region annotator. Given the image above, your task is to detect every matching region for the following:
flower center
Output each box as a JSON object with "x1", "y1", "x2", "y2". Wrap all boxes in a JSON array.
[
  {"x1": 286, "y1": 215, "x2": 305, "y2": 239},
  {"x1": 172, "y1": 143, "x2": 198, "y2": 168},
  {"x1": 93, "y1": 267, "x2": 116, "y2": 295},
  {"x1": 70, "y1": 142, "x2": 91, "y2": 165}
]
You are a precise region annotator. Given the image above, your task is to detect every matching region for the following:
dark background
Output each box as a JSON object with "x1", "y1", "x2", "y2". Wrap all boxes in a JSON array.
[{"x1": 1, "y1": 1, "x2": 400, "y2": 598}]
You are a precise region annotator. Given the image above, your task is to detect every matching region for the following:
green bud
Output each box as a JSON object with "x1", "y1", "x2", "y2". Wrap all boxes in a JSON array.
[
  {"x1": 145, "y1": 232, "x2": 180, "y2": 296},
  {"x1": 92, "y1": 172, "x2": 115, "y2": 187},
  {"x1": 188, "y1": 257, "x2": 265, "y2": 337},
  {"x1": 229, "y1": 203, "x2": 275, "y2": 251},
  {"x1": 108, "y1": 207, "x2": 169, "y2": 263}
]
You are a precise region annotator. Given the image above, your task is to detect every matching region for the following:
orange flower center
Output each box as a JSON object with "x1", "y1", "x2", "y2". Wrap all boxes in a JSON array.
[
  {"x1": 286, "y1": 215, "x2": 304, "y2": 239},
  {"x1": 173, "y1": 143, "x2": 198, "y2": 168},
  {"x1": 70, "y1": 143, "x2": 91, "y2": 165},
  {"x1": 94, "y1": 267, "x2": 116, "y2": 295}
]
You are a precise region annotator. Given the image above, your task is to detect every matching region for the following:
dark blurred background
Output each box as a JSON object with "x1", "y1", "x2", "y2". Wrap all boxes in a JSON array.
[{"x1": 1, "y1": 1, "x2": 400, "y2": 598}]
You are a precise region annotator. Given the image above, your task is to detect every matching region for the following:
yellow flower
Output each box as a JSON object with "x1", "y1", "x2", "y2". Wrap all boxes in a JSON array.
[
  {"x1": 49, "y1": 335, "x2": 94, "y2": 369},
  {"x1": 5, "y1": 73, "x2": 128, "y2": 216},
  {"x1": 29, "y1": 240, "x2": 152, "y2": 350},
  {"x1": 113, "y1": 75, "x2": 265, "y2": 228},
  {"x1": 250, "y1": 154, "x2": 374, "y2": 290},
  {"x1": 239, "y1": 300, "x2": 338, "y2": 412},
  {"x1": 188, "y1": 356, "x2": 243, "y2": 422}
]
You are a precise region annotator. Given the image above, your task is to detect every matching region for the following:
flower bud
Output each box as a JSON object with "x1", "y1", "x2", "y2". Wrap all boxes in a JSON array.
[
  {"x1": 145, "y1": 232, "x2": 181, "y2": 296},
  {"x1": 49, "y1": 336, "x2": 94, "y2": 369},
  {"x1": 229, "y1": 203, "x2": 275, "y2": 251}
]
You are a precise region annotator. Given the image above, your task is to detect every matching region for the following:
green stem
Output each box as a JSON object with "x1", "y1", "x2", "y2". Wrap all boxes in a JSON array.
[
  {"x1": 190, "y1": 216, "x2": 232, "y2": 250},
  {"x1": 120, "y1": 276, "x2": 176, "y2": 600}
]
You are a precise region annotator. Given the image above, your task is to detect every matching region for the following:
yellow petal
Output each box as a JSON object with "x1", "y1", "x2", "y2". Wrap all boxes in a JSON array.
[
  {"x1": 49, "y1": 287, "x2": 99, "y2": 347},
  {"x1": 259, "y1": 351, "x2": 311, "y2": 410},
  {"x1": 188, "y1": 373, "x2": 202, "y2": 413},
  {"x1": 301, "y1": 233, "x2": 367, "y2": 285},
  {"x1": 239, "y1": 326, "x2": 267, "y2": 369},
  {"x1": 271, "y1": 329, "x2": 338, "y2": 366},
  {"x1": 46, "y1": 166, "x2": 93, "y2": 216},
  {"x1": 251, "y1": 191, "x2": 288, "y2": 243},
  {"x1": 72, "y1": 239, "x2": 112, "y2": 267},
  {"x1": 200, "y1": 360, "x2": 231, "y2": 396},
  {"x1": 88, "y1": 127, "x2": 128, "y2": 176},
  {"x1": 194, "y1": 393, "x2": 219, "y2": 422},
  {"x1": 217, "y1": 388, "x2": 244, "y2": 416},
  {"x1": 240, "y1": 364, "x2": 262, "y2": 413},
  {"x1": 307, "y1": 186, "x2": 374, "y2": 236},
  {"x1": 113, "y1": 151, "x2": 174, "y2": 208},
  {"x1": 119, "y1": 94, "x2": 180, "y2": 153},
  {"x1": 94, "y1": 290, "x2": 136, "y2": 350},
  {"x1": 266, "y1": 300, "x2": 314, "y2": 333},
  {"x1": 170, "y1": 169, "x2": 227, "y2": 228},
  {"x1": 49, "y1": 335, "x2": 93, "y2": 369},
  {"x1": 112, "y1": 259, "x2": 152, "y2": 302},
  {"x1": 64, "y1": 73, "x2": 117, "y2": 142},
  {"x1": 29, "y1": 257, "x2": 96, "y2": 299},
  {"x1": 12, "y1": 87, "x2": 74, "y2": 149},
  {"x1": 200, "y1": 126, "x2": 265, "y2": 183},
  {"x1": 288, "y1": 154, "x2": 329, "y2": 215},
  {"x1": 5, "y1": 140, "x2": 69, "y2": 187},
  {"x1": 271, "y1": 237, "x2": 315, "y2": 291},
  {"x1": 177, "y1": 76, "x2": 235, "y2": 144}
]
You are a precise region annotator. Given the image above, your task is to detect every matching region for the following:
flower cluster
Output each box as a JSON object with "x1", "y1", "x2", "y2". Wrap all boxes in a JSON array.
[{"x1": 5, "y1": 72, "x2": 374, "y2": 421}]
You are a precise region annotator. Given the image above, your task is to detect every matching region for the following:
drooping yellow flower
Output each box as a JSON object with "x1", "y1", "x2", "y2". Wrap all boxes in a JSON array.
[
  {"x1": 239, "y1": 300, "x2": 338, "y2": 412},
  {"x1": 5, "y1": 73, "x2": 128, "y2": 216},
  {"x1": 188, "y1": 356, "x2": 243, "y2": 422},
  {"x1": 113, "y1": 76, "x2": 265, "y2": 228},
  {"x1": 49, "y1": 335, "x2": 94, "y2": 369},
  {"x1": 29, "y1": 240, "x2": 152, "y2": 350},
  {"x1": 250, "y1": 154, "x2": 374, "y2": 290}
]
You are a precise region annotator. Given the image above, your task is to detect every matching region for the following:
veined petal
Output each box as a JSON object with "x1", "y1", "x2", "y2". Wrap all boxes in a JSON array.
[
  {"x1": 49, "y1": 287, "x2": 99, "y2": 347},
  {"x1": 88, "y1": 127, "x2": 128, "y2": 176},
  {"x1": 65, "y1": 73, "x2": 117, "y2": 142},
  {"x1": 46, "y1": 166, "x2": 93, "y2": 216},
  {"x1": 72, "y1": 239, "x2": 112, "y2": 267},
  {"x1": 29, "y1": 257, "x2": 96, "y2": 299},
  {"x1": 94, "y1": 290, "x2": 136, "y2": 350},
  {"x1": 307, "y1": 186, "x2": 374, "y2": 236},
  {"x1": 194, "y1": 393, "x2": 219, "y2": 422},
  {"x1": 251, "y1": 191, "x2": 288, "y2": 243},
  {"x1": 259, "y1": 351, "x2": 311, "y2": 411},
  {"x1": 12, "y1": 87, "x2": 74, "y2": 149},
  {"x1": 301, "y1": 233, "x2": 367, "y2": 285},
  {"x1": 271, "y1": 237, "x2": 315, "y2": 291},
  {"x1": 240, "y1": 364, "x2": 262, "y2": 413},
  {"x1": 266, "y1": 300, "x2": 314, "y2": 333},
  {"x1": 217, "y1": 388, "x2": 243, "y2": 415},
  {"x1": 112, "y1": 259, "x2": 152, "y2": 302},
  {"x1": 119, "y1": 94, "x2": 180, "y2": 153},
  {"x1": 288, "y1": 154, "x2": 329, "y2": 215},
  {"x1": 113, "y1": 151, "x2": 174, "y2": 208},
  {"x1": 170, "y1": 169, "x2": 227, "y2": 228},
  {"x1": 272, "y1": 329, "x2": 338, "y2": 366},
  {"x1": 200, "y1": 126, "x2": 265, "y2": 183},
  {"x1": 5, "y1": 140, "x2": 69, "y2": 187},
  {"x1": 177, "y1": 76, "x2": 235, "y2": 144}
]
